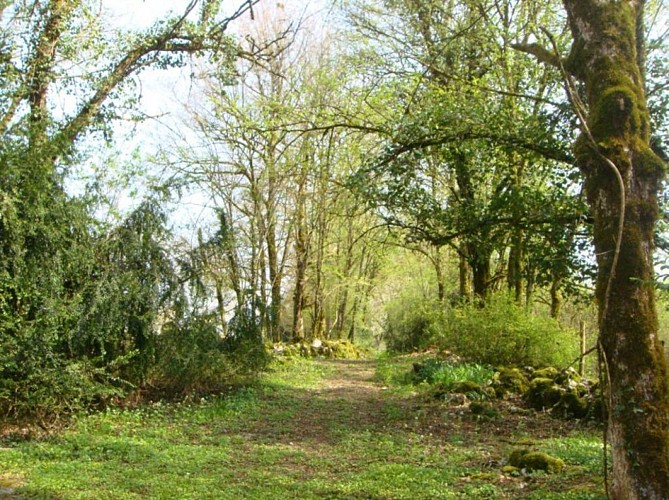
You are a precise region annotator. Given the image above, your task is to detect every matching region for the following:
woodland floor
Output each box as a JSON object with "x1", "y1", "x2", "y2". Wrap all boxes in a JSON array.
[{"x1": 0, "y1": 356, "x2": 605, "y2": 499}]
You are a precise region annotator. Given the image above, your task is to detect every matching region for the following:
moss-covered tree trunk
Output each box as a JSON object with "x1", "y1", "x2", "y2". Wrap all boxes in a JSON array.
[{"x1": 563, "y1": 1, "x2": 669, "y2": 497}]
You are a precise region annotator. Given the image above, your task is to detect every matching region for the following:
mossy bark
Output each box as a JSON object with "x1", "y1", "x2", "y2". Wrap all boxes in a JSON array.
[{"x1": 563, "y1": 1, "x2": 669, "y2": 498}]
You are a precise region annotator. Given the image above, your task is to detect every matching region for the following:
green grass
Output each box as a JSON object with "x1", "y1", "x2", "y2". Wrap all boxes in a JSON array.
[
  {"x1": 0, "y1": 356, "x2": 605, "y2": 499},
  {"x1": 414, "y1": 358, "x2": 494, "y2": 389},
  {"x1": 375, "y1": 351, "x2": 424, "y2": 393}
]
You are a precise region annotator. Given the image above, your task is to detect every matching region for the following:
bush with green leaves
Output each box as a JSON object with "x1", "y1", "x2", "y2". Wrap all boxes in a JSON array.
[
  {"x1": 74, "y1": 200, "x2": 178, "y2": 386},
  {"x1": 150, "y1": 315, "x2": 235, "y2": 397},
  {"x1": 437, "y1": 294, "x2": 579, "y2": 368},
  {"x1": 383, "y1": 295, "x2": 443, "y2": 352},
  {"x1": 0, "y1": 145, "x2": 112, "y2": 421},
  {"x1": 0, "y1": 333, "x2": 127, "y2": 423},
  {"x1": 0, "y1": 194, "x2": 175, "y2": 421},
  {"x1": 223, "y1": 290, "x2": 270, "y2": 373},
  {"x1": 151, "y1": 302, "x2": 270, "y2": 397}
]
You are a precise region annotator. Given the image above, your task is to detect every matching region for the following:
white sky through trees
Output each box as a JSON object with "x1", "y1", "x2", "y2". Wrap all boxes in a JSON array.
[{"x1": 84, "y1": 1, "x2": 328, "y2": 237}]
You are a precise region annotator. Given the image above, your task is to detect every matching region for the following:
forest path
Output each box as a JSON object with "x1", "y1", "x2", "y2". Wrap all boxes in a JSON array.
[
  {"x1": 213, "y1": 357, "x2": 474, "y2": 498},
  {"x1": 240, "y1": 359, "x2": 397, "y2": 445},
  {"x1": 0, "y1": 357, "x2": 605, "y2": 499}
]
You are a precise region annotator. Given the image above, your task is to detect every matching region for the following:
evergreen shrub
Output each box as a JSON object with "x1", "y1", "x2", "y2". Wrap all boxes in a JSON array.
[{"x1": 151, "y1": 312, "x2": 269, "y2": 398}]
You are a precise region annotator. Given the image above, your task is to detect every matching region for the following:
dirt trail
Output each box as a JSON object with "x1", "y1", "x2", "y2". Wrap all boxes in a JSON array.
[
  {"x1": 243, "y1": 359, "x2": 401, "y2": 446},
  {"x1": 251, "y1": 358, "x2": 585, "y2": 447},
  {"x1": 313, "y1": 359, "x2": 395, "y2": 430},
  {"x1": 317, "y1": 359, "x2": 387, "y2": 407}
]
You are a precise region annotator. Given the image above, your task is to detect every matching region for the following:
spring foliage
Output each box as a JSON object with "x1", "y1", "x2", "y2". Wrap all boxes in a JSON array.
[{"x1": 384, "y1": 293, "x2": 578, "y2": 368}]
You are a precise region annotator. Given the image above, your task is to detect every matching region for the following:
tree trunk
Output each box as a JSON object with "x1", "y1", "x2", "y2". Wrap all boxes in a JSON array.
[
  {"x1": 215, "y1": 281, "x2": 228, "y2": 336},
  {"x1": 458, "y1": 242, "x2": 471, "y2": 301},
  {"x1": 311, "y1": 163, "x2": 329, "y2": 341},
  {"x1": 454, "y1": 152, "x2": 490, "y2": 301},
  {"x1": 563, "y1": 1, "x2": 669, "y2": 497},
  {"x1": 579, "y1": 320, "x2": 587, "y2": 378},
  {"x1": 524, "y1": 264, "x2": 535, "y2": 309},
  {"x1": 507, "y1": 232, "x2": 523, "y2": 302},
  {"x1": 334, "y1": 218, "x2": 355, "y2": 339},
  {"x1": 347, "y1": 297, "x2": 359, "y2": 343},
  {"x1": 266, "y1": 218, "x2": 282, "y2": 341},
  {"x1": 312, "y1": 223, "x2": 326, "y2": 341},
  {"x1": 433, "y1": 246, "x2": 446, "y2": 303},
  {"x1": 549, "y1": 275, "x2": 561, "y2": 320},
  {"x1": 292, "y1": 186, "x2": 308, "y2": 342},
  {"x1": 469, "y1": 243, "x2": 491, "y2": 301}
]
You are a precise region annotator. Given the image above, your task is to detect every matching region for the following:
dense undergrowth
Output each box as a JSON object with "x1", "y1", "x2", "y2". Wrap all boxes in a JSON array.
[
  {"x1": 378, "y1": 350, "x2": 602, "y2": 423},
  {"x1": 384, "y1": 293, "x2": 580, "y2": 369}
]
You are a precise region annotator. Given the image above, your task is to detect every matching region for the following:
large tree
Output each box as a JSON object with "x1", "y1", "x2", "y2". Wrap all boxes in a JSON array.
[
  {"x1": 0, "y1": 0, "x2": 260, "y2": 418},
  {"x1": 519, "y1": 0, "x2": 669, "y2": 497}
]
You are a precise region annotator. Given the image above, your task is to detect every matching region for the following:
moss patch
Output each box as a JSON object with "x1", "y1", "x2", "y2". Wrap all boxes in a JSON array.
[
  {"x1": 271, "y1": 340, "x2": 364, "y2": 360},
  {"x1": 508, "y1": 449, "x2": 565, "y2": 473},
  {"x1": 492, "y1": 367, "x2": 529, "y2": 396}
]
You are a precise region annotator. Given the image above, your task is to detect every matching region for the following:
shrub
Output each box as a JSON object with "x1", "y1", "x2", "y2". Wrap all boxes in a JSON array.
[
  {"x1": 437, "y1": 294, "x2": 579, "y2": 368},
  {"x1": 0, "y1": 300, "x2": 131, "y2": 422},
  {"x1": 0, "y1": 351, "x2": 125, "y2": 423},
  {"x1": 383, "y1": 296, "x2": 443, "y2": 352},
  {"x1": 224, "y1": 293, "x2": 270, "y2": 373},
  {"x1": 150, "y1": 313, "x2": 267, "y2": 398}
]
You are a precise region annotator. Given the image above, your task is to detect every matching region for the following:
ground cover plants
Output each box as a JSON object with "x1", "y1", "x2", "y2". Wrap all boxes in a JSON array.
[{"x1": 0, "y1": 355, "x2": 605, "y2": 498}]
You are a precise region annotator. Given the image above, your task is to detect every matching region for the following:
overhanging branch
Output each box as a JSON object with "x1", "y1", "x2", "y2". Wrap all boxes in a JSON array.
[
  {"x1": 511, "y1": 42, "x2": 564, "y2": 68},
  {"x1": 379, "y1": 129, "x2": 574, "y2": 165}
]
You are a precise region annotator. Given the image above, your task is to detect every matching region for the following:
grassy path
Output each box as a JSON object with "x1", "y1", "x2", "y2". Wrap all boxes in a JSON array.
[{"x1": 0, "y1": 357, "x2": 604, "y2": 499}]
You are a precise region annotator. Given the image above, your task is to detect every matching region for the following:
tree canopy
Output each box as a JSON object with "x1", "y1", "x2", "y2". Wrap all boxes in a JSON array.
[{"x1": 1, "y1": 1, "x2": 668, "y2": 497}]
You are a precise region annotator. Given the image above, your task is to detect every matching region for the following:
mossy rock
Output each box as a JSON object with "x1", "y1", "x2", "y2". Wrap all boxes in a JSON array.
[
  {"x1": 313, "y1": 340, "x2": 360, "y2": 359},
  {"x1": 526, "y1": 377, "x2": 563, "y2": 410},
  {"x1": 559, "y1": 391, "x2": 589, "y2": 419},
  {"x1": 272, "y1": 343, "x2": 301, "y2": 358},
  {"x1": 533, "y1": 367, "x2": 559, "y2": 380},
  {"x1": 501, "y1": 465, "x2": 520, "y2": 475},
  {"x1": 452, "y1": 380, "x2": 484, "y2": 394},
  {"x1": 554, "y1": 367, "x2": 581, "y2": 385},
  {"x1": 482, "y1": 386, "x2": 497, "y2": 398},
  {"x1": 508, "y1": 448, "x2": 531, "y2": 466},
  {"x1": 271, "y1": 340, "x2": 362, "y2": 360},
  {"x1": 528, "y1": 376, "x2": 556, "y2": 391},
  {"x1": 493, "y1": 367, "x2": 530, "y2": 396},
  {"x1": 570, "y1": 381, "x2": 591, "y2": 397},
  {"x1": 508, "y1": 449, "x2": 565, "y2": 473},
  {"x1": 324, "y1": 340, "x2": 361, "y2": 359}
]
